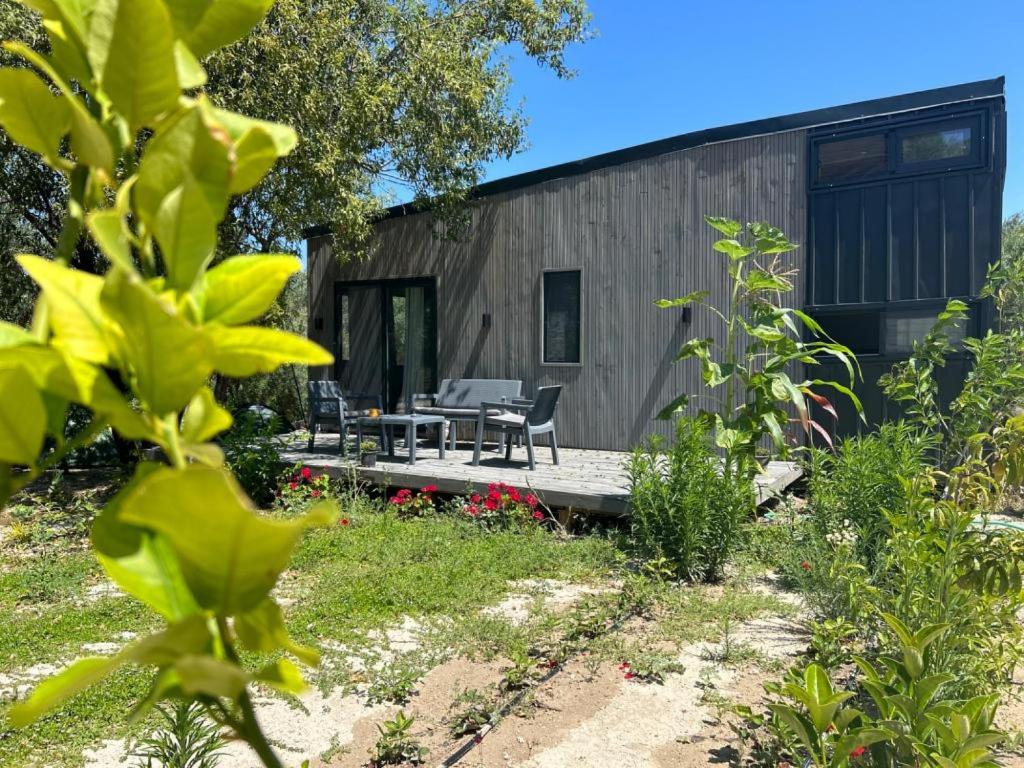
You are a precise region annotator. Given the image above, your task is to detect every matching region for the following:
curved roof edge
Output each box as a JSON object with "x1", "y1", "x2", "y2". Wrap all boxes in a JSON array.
[{"x1": 304, "y1": 77, "x2": 1005, "y2": 239}]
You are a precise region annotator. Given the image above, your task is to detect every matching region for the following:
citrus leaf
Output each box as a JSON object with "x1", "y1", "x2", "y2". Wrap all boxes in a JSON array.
[
  {"x1": 201, "y1": 254, "x2": 299, "y2": 325},
  {"x1": 181, "y1": 386, "x2": 232, "y2": 443},
  {"x1": 0, "y1": 366, "x2": 46, "y2": 465},
  {"x1": 0, "y1": 68, "x2": 70, "y2": 166},
  {"x1": 207, "y1": 325, "x2": 333, "y2": 377}
]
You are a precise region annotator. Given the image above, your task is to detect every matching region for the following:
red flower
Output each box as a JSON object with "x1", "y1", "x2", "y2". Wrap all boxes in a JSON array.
[
  {"x1": 311, "y1": 489, "x2": 322, "y2": 498},
  {"x1": 465, "y1": 504, "x2": 480, "y2": 517},
  {"x1": 289, "y1": 481, "x2": 298, "y2": 490},
  {"x1": 507, "y1": 487, "x2": 522, "y2": 502},
  {"x1": 624, "y1": 672, "x2": 635, "y2": 680},
  {"x1": 339, "y1": 518, "x2": 349, "y2": 526},
  {"x1": 532, "y1": 510, "x2": 544, "y2": 521},
  {"x1": 300, "y1": 467, "x2": 312, "y2": 480},
  {"x1": 526, "y1": 494, "x2": 538, "y2": 508},
  {"x1": 850, "y1": 746, "x2": 866, "y2": 758},
  {"x1": 421, "y1": 484, "x2": 438, "y2": 494},
  {"x1": 484, "y1": 498, "x2": 499, "y2": 511},
  {"x1": 618, "y1": 662, "x2": 630, "y2": 670},
  {"x1": 470, "y1": 493, "x2": 482, "y2": 503},
  {"x1": 800, "y1": 560, "x2": 812, "y2": 572}
]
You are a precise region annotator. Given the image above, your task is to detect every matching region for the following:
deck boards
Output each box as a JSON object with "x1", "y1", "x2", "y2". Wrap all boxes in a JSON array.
[{"x1": 280, "y1": 434, "x2": 801, "y2": 515}]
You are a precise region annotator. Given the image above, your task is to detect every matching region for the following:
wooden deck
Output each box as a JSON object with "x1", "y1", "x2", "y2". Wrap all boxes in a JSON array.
[{"x1": 281, "y1": 434, "x2": 802, "y2": 515}]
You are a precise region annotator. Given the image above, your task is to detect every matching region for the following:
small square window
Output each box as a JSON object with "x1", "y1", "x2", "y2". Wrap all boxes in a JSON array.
[
  {"x1": 817, "y1": 133, "x2": 888, "y2": 183},
  {"x1": 542, "y1": 269, "x2": 581, "y2": 364},
  {"x1": 884, "y1": 311, "x2": 966, "y2": 355},
  {"x1": 901, "y1": 126, "x2": 972, "y2": 164}
]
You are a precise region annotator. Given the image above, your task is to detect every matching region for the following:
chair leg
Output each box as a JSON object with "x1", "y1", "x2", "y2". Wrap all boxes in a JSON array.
[
  {"x1": 307, "y1": 420, "x2": 316, "y2": 451},
  {"x1": 524, "y1": 429, "x2": 536, "y2": 471},
  {"x1": 339, "y1": 423, "x2": 347, "y2": 456},
  {"x1": 449, "y1": 420, "x2": 457, "y2": 451},
  {"x1": 550, "y1": 428, "x2": 559, "y2": 466},
  {"x1": 438, "y1": 422, "x2": 446, "y2": 460},
  {"x1": 472, "y1": 415, "x2": 485, "y2": 466},
  {"x1": 409, "y1": 424, "x2": 417, "y2": 465},
  {"x1": 504, "y1": 431, "x2": 513, "y2": 461}
]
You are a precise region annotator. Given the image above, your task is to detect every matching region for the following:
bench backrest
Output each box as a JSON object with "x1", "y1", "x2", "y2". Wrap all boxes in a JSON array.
[{"x1": 435, "y1": 378, "x2": 522, "y2": 408}]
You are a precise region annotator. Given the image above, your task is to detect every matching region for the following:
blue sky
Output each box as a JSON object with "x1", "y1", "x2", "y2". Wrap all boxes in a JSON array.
[{"x1": 484, "y1": 0, "x2": 1022, "y2": 218}]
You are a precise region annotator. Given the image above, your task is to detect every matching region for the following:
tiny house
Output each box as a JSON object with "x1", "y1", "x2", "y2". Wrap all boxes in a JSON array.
[{"x1": 306, "y1": 78, "x2": 1007, "y2": 451}]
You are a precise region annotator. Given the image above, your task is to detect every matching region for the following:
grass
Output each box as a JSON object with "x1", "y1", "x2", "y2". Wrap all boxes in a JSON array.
[{"x1": 0, "y1": 502, "x2": 620, "y2": 767}]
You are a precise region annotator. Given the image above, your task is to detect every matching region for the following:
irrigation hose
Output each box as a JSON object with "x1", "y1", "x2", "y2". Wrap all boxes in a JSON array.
[{"x1": 436, "y1": 602, "x2": 636, "y2": 768}]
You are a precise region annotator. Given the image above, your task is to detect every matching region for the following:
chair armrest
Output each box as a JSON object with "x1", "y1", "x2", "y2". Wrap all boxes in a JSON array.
[
  {"x1": 409, "y1": 393, "x2": 437, "y2": 404},
  {"x1": 511, "y1": 398, "x2": 535, "y2": 406},
  {"x1": 479, "y1": 400, "x2": 531, "y2": 412}
]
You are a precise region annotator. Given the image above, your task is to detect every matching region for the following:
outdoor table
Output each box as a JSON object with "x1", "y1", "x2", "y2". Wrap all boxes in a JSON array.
[{"x1": 356, "y1": 413, "x2": 446, "y2": 465}]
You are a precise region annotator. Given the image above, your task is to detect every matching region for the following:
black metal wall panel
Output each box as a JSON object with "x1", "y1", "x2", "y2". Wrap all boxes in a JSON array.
[
  {"x1": 890, "y1": 183, "x2": 916, "y2": 301},
  {"x1": 944, "y1": 175, "x2": 971, "y2": 296},
  {"x1": 837, "y1": 189, "x2": 862, "y2": 303},
  {"x1": 863, "y1": 186, "x2": 887, "y2": 302}
]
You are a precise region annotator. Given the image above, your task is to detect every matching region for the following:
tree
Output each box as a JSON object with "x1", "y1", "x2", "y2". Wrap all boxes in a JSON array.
[{"x1": 0, "y1": 0, "x2": 593, "y2": 259}]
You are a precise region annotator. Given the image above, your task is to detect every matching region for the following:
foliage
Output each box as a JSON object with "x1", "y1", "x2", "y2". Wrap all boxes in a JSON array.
[
  {"x1": 360, "y1": 439, "x2": 378, "y2": 454},
  {"x1": 627, "y1": 417, "x2": 752, "y2": 582},
  {"x1": 447, "y1": 688, "x2": 495, "y2": 738},
  {"x1": 389, "y1": 485, "x2": 439, "y2": 517},
  {"x1": 617, "y1": 651, "x2": 684, "y2": 684},
  {"x1": 276, "y1": 464, "x2": 332, "y2": 513},
  {"x1": 0, "y1": 0, "x2": 592, "y2": 261},
  {"x1": 0, "y1": 3, "x2": 338, "y2": 766},
  {"x1": 369, "y1": 710, "x2": 426, "y2": 767},
  {"x1": 366, "y1": 655, "x2": 423, "y2": 705},
  {"x1": 805, "y1": 422, "x2": 926, "y2": 574},
  {"x1": 463, "y1": 481, "x2": 546, "y2": 528},
  {"x1": 130, "y1": 701, "x2": 225, "y2": 768},
  {"x1": 655, "y1": 216, "x2": 862, "y2": 481},
  {"x1": 221, "y1": 414, "x2": 285, "y2": 507}
]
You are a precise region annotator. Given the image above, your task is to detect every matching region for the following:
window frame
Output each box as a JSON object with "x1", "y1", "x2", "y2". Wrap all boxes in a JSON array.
[
  {"x1": 540, "y1": 267, "x2": 584, "y2": 367},
  {"x1": 810, "y1": 109, "x2": 988, "y2": 190},
  {"x1": 894, "y1": 114, "x2": 983, "y2": 174}
]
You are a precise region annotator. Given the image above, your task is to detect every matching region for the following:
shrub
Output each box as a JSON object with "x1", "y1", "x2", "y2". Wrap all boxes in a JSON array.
[
  {"x1": 276, "y1": 464, "x2": 333, "y2": 512},
  {"x1": 222, "y1": 414, "x2": 286, "y2": 508},
  {"x1": 389, "y1": 485, "x2": 438, "y2": 517},
  {"x1": 463, "y1": 482, "x2": 546, "y2": 528},
  {"x1": 130, "y1": 702, "x2": 224, "y2": 768},
  {"x1": 627, "y1": 417, "x2": 752, "y2": 582}
]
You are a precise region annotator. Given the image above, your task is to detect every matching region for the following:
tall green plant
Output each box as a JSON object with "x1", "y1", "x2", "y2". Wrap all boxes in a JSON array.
[
  {"x1": 0, "y1": 2, "x2": 334, "y2": 766},
  {"x1": 656, "y1": 216, "x2": 862, "y2": 481}
]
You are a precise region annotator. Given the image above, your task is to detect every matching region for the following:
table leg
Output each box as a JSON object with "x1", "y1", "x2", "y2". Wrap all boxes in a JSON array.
[
  {"x1": 387, "y1": 424, "x2": 395, "y2": 458},
  {"x1": 409, "y1": 423, "x2": 417, "y2": 465},
  {"x1": 438, "y1": 421, "x2": 446, "y2": 459}
]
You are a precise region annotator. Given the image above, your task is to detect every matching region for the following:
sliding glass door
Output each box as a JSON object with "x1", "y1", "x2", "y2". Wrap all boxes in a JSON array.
[{"x1": 334, "y1": 277, "x2": 437, "y2": 412}]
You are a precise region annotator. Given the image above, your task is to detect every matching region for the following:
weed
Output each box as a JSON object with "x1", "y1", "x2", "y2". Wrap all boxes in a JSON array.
[
  {"x1": 129, "y1": 702, "x2": 224, "y2": 768},
  {"x1": 447, "y1": 688, "x2": 495, "y2": 737},
  {"x1": 366, "y1": 656, "x2": 422, "y2": 705},
  {"x1": 370, "y1": 711, "x2": 426, "y2": 766},
  {"x1": 619, "y1": 650, "x2": 684, "y2": 684}
]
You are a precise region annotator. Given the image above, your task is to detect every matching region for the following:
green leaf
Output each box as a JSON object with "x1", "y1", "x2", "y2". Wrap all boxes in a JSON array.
[
  {"x1": 653, "y1": 290, "x2": 708, "y2": 309},
  {"x1": 201, "y1": 254, "x2": 299, "y2": 325},
  {"x1": 713, "y1": 238, "x2": 753, "y2": 261},
  {"x1": 3, "y1": 42, "x2": 114, "y2": 171},
  {"x1": 255, "y1": 658, "x2": 307, "y2": 695},
  {"x1": 166, "y1": 0, "x2": 276, "y2": 58},
  {"x1": 173, "y1": 40, "x2": 206, "y2": 89},
  {"x1": 762, "y1": 411, "x2": 785, "y2": 448},
  {"x1": 0, "y1": 321, "x2": 35, "y2": 348},
  {"x1": 236, "y1": 599, "x2": 320, "y2": 666},
  {"x1": 135, "y1": 104, "x2": 231, "y2": 286},
  {"x1": 833, "y1": 729, "x2": 893, "y2": 762},
  {"x1": 174, "y1": 655, "x2": 249, "y2": 699},
  {"x1": 703, "y1": 215, "x2": 742, "y2": 238},
  {"x1": 95, "y1": 0, "x2": 180, "y2": 129},
  {"x1": 767, "y1": 704, "x2": 818, "y2": 758},
  {"x1": 100, "y1": 269, "x2": 212, "y2": 414},
  {"x1": 745, "y1": 269, "x2": 792, "y2": 293},
  {"x1": 91, "y1": 464, "x2": 200, "y2": 621},
  {"x1": 152, "y1": 178, "x2": 217, "y2": 291},
  {"x1": 207, "y1": 325, "x2": 333, "y2": 377},
  {"x1": 118, "y1": 464, "x2": 334, "y2": 614},
  {"x1": 19, "y1": 254, "x2": 111, "y2": 364},
  {"x1": 181, "y1": 386, "x2": 232, "y2": 443},
  {"x1": 0, "y1": 69, "x2": 70, "y2": 166},
  {"x1": 655, "y1": 392, "x2": 689, "y2": 420},
  {"x1": 0, "y1": 366, "x2": 46, "y2": 465},
  {"x1": 8, "y1": 615, "x2": 211, "y2": 725},
  {"x1": 87, "y1": 209, "x2": 134, "y2": 272}
]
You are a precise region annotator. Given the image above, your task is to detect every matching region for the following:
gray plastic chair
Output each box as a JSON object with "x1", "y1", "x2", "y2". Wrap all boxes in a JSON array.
[
  {"x1": 472, "y1": 385, "x2": 562, "y2": 470},
  {"x1": 307, "y1": 381, "x2": 383, "y2": 455}
]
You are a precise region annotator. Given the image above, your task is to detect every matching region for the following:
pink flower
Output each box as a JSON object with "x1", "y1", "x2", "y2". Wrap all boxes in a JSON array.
[
  {"x1": 311, "y1": 489, "x2": 322, "y2": 498},
  {"x1": 465, "y1": 505, "x2": 479, "y2": 517}
]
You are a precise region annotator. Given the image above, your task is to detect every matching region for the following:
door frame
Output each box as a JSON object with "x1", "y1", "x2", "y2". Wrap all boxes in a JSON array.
[{"x1": 334, "y1": 276, "x2": 438, "y2": 410}]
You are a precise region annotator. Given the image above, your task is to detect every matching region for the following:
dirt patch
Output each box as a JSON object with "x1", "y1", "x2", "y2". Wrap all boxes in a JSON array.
[{"x1": 482, "y1": 579, "x2": 614, "y2": 626}]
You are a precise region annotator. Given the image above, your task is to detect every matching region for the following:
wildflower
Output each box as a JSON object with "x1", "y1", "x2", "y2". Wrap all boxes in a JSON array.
[
  {"x1": 526, "y1": 494, "x2": 538, "y2": 507},
  {"x1": 532, "y1": 510, "x2": 544, "y2": 521},
  {"x1": 421, "y1": 484, "x2": 438, "y2": 494},
  {"x1": 300, "y1": 467, "x2": 312, "y2": 480},
  {"x1": 289, "y1": 481, "x2": 298, "y2": 491},
  {"x1": 800, "y1": 560, "x2": 812, "y2": 571},
  {"x1": 507, "y1": 486, "x2": 521, "y2": 502},
  {"x1": 484, "y1": 497, "x2": 499, "y2": 511},
  {"x1": 311, "y1": 490, "x2": 322, "y2": 498},
  {"x1": 470, "y1": 493, "x2": 482, "y2": 503},
  {"x1": 465, "y1": 504, "x2": 480, "y2": 517},
  {"x1": 339, "y1": 518, "x2": 349, "y2": 526},
  {"x1": 850, "y1": 746, "x2": 866, "y2": 758}
]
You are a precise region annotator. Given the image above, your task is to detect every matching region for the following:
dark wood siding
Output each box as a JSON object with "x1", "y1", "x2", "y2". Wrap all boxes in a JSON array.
[{"x1": 309, "y1": 130, "x2": 808, "y2": 451}]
